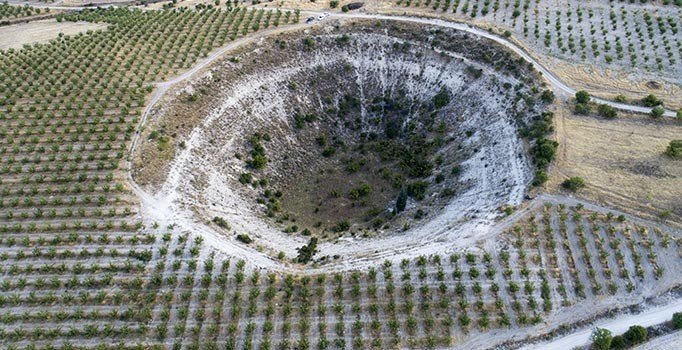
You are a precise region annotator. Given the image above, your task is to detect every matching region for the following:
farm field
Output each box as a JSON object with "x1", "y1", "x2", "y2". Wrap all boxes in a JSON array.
[
  {"x1": 362, "y1": 0, "x2": 682, "y2": 108},
  {"x1": 0, "y1": 0, "x2": 680, "y2": 349},
  {"x1": 0, "y1": 19, "x2": 107, "y2": 50}
]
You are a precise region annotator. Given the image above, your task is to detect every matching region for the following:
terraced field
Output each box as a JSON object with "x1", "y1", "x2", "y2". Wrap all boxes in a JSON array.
[
  {"x1": 0, "y1": 6, "x2": 299, "y2": 349},
  {"x1": 394, "y1": 0, "x2": 681, "y2": 75},
  {"x1": 0, "y1": 1, "x2": 680, "y2": 350}
]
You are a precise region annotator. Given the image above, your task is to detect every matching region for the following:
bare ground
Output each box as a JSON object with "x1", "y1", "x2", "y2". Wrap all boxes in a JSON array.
[
  {"x1": 548, "y1": 101, "x2": 682, "y2": 225},
  {"x1": 0, "y1": 19, "x2": 108, "y2": 51}
]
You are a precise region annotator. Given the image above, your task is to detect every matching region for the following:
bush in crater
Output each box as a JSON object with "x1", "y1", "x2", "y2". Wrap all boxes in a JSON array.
[
  {"x1": 673, "y1": 312, "x2": 682, "y2": 329},
  {"x1": 333, "y1": 221, "x2": 350, "y2": 232},
  {"x1": 239, "y1": 173, "x2": 253, "y2": 184},
  {"x1": 296, "y1": 237, "x2": 318, "y2": 264},
  {"x1": 622, "y1": 325, "x2": 647, "y2": 346},
  {"x1": 432, "y1": 87, "x2": 451, "y2": 109},
  {"x1": 610, "y1": 335, "x2": 626, "y2": 350},
  {"x1": 236, "y1": 234, "x2": 253, "y2": 244},
  {"x1": 212, "y1": 217, "x2": 230, "y2": 230},
  {"x1": 532, "y1": 137, "x2": 559, "y2": 169},
  {"x1": 395, "y1": 188, "x2": 407, "y2": 214},
  {"x1": 590, "y1": 327, "x2": 612, "y2": 350},
  {"x1": 407, "y1": 181, "x2": 429, "y2": 200},
  {"x1": 348, "y1": 183, "x2": 372, "y2": 200},
  {"x1": 540, "y1": 90, "x2": 555, "y2": 104}
]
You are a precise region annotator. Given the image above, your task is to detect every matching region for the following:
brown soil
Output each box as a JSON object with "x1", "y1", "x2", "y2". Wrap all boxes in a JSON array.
[
  {"x1": 548, "y1": 100, "x2": 682, "y2": 225},
  {"x1": 0, "y1": 19, "x2": 107, "y2": 51}
]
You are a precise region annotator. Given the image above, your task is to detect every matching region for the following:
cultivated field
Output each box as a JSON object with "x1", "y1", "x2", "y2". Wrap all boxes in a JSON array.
[
  {"x1": 0, "y1": 19, "x2": 107, "y2": 50},
  {"x1": 0, "y1": 1, "x2": 679, "y2": 350}
]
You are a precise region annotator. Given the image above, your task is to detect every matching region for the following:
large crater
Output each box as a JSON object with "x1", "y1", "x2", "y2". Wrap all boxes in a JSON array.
[{"x1": 138, "y1": 20, "x2": 551, "y2": 267}]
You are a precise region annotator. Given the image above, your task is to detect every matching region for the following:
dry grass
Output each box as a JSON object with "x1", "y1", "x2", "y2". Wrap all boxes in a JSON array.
[
  {"x1": 548, "y1": 57, "x2": 682, "y2": 111},
  {"x1": 548, "y1": 101, "x2": 682, "y2": 224},
  {"x1": 0, "y1": 19, "x2": 107, "y2": 51}
]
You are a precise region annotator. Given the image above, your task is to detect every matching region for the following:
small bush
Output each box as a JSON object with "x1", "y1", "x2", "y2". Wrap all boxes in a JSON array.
[
  {"x1": 296, "y1": 237, "x2": 318, "y2": 264},
  {"x1": 575, "y1": 90, "x2": 591, "y2": 104},
  {"x1": 540, "y1": 90, "x2": 555, "y2": 103},
  {"x1": 650, "y1": 106, "x2": 665, "y2": 118},
  {"x1": 562, "y1": 177, "x2": 585, "y2": 192},
  {"x1": 665, "y1": 140, "x2": 682, "y2": 159},
  {"x1": 622, "y1": 325, "x2": 647, "y2": 346},
  {"x1": 236, "y1": 234, "x2": 253, "y2": 244},
  {"x1": 433, "y1": 87, "x2": 450, "y2": 109},
  {"x1": 212, "y1": 217, "x2": 230, "y2": 229},
  {"x1": 672, "y1": 312, "x2": 682, "y2": 329},
  {"x1": 641, "y1": 94, "x2": 662, "y2": 107},
  {"x1": 406, "y1": 181, "x2": 429, "y2": 200},
  {"x1": 590, "y1": 327, "x2": 612, "y2": 350},
  {"x1": 329, "y1": 0, "x2": 339, "y2": 8},
  {"x1": 610, "y1": 335, "x2": 626, "y2": 350},
  {"x1": 597, "y1": 104, "x2": 617, "y2": 119},
  {"x1": 575, "y1": 103, "x2": 591, "y2": 115}
]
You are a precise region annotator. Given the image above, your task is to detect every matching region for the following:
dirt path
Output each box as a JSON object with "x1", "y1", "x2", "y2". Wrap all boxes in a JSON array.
[{"x1": 520, "y1": 298, "x2": 682, "y2": 350}]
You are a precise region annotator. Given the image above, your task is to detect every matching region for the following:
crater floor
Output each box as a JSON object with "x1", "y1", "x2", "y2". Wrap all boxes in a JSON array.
[{"x1": 136, "y1": 20, "x2": 551, "y2": 267}]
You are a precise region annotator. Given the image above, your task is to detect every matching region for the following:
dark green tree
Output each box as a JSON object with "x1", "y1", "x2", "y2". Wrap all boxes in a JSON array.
[
  {"x1": 296, "y1": 237, "x2": 318, "y2": 264},
  {"x1": 575, "y1": 90, "x2": 591, "y2": 104},
  {"x1": 396, "y1": 188, "x2": 407, "y2": 213},
  {"x1": 590, "y1": 327, "x2": 612, "y2": 350},
  {"x1": 623, "y1": 325, "x2": 647, "y2": 346}
]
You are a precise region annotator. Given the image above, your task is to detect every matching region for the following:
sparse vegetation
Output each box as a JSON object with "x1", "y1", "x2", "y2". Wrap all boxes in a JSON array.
[{"x1": 562, "y1": 176, "x2": 586, "y2": 191}]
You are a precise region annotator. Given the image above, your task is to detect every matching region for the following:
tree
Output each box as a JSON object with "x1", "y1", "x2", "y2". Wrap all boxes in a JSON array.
[
  {"x1": 673, "y1": 312, "x2": 682, "y2": 329},
  {"x1": 610, "y1": 335, "x2": 626, "y2": 350},
  {"x1": 296, "y1": 237, "x2": 318, "y2": 264},
  {"x1": 665, "y1": 140, "x2": 682, "y2": 159},
  {"x1": 590, "y1": 327, "x2": 612, "y2": 350},
  {"x1": 597, "y1": 104, "x2": 617, "y2": 119},
  {"x1": 623, "y1": 325, "x2": 647, "y2": 346},
  {"x1": 395, "y1": 188, "x2": 407, "y2": 213},
  {"x1": 540, "y1": 90, "x2": 555, "y2": 103},
  {"x1": 562, "y1": 177, "x2": 585, "y2": 192},
  {"x1": 650, "y1": 106, "x2": 665, "y2": 118},
  {"x1": 575, "y1": 90, "x2": 591, "y2": 104},
  {"x1": 433, "y1": 87, "x2": 450, "y2": 109}
]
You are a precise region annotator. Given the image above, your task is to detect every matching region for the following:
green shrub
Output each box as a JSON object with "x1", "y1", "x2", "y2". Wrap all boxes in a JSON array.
[
  {"x1": 406, "y1": 181, "x2": 429, "y2": 200},
  {"x1": 650, "y1": 106, "x2": 665, "y2": 118},
  {"x1": 395, "y1": 189, "x2": 407, "y2": 213},
  {"x1": 590, "y1": 327, "x2": 612, "y2": 350},
  {"x1": 665, "y1": 140, "x2": 682, "y2": 159},
  {"x1": 610, "y1": 335, "x2": 626, "y2": 350},
  {"x1": 562, "y1": 177, "x2": 585, "y2": 192},
  {"x1": 329, "y1": 0, "x2": 339, "y2": 8},
  {"x1": 540, "y1": 90, "x2": 555, "y2": 103},
  {"x1": 348, "y1": 183, "x2": 372, "y2": 200},
  {"x1": 212, "y1": 217, "x2": 230, "y2": 229},
  {"x1": 575, "y1": 90, "x2": 591, "y2": 104},
  {"x1": 236, "y1": 234, "x2": 253, "y2": 244},
  {"x1": 641, "y1": 94, "x2": 662, "y2": 107},
  {"x1": 433, "y1": 87, "x2": 451, "y2": 109},
  {"x1": 575, "y1": 103, "x2": 591, "y2": 115},
  {"x1": 622, "y1": 325, "x2": 647, "y2": 346},
  {"x1": 673, "y1": 312, "x2": 682, "y2": 329},
  {"x1": 296, "y1": 237, "x2": 318, "y2": 264},
  {"x1": 597, "y1": 104, "x2": 617, "y2": 119}
]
